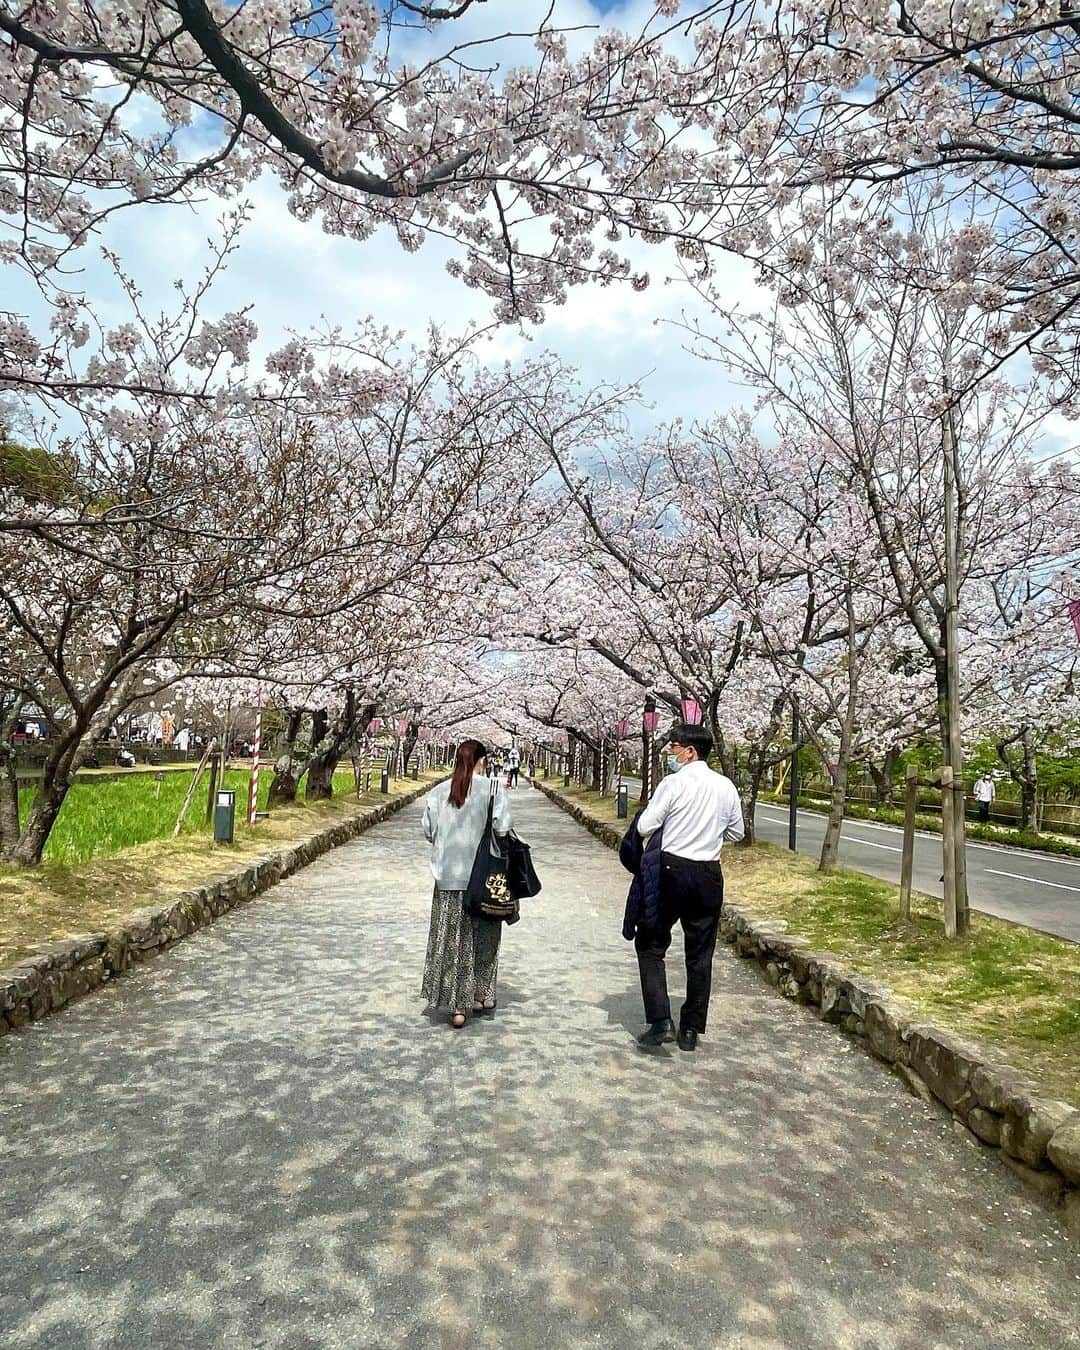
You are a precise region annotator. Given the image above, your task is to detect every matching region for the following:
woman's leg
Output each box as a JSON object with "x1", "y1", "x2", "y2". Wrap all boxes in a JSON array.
[
  {"x1": 422, "y1": 887, "x2": 478, "y2": 1023},
  {"x1": 472, "y1": 915, "x2": 502, "y2": 1009}
]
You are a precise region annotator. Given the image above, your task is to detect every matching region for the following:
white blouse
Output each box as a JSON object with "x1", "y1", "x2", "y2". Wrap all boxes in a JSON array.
[{"x1": 422, "y1": 773, "x2": 513, "y2": 890}]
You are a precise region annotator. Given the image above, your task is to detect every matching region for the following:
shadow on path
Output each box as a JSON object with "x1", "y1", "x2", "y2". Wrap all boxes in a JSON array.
[{"x1": 2, "y1": 787, "x2": 1078, "y2": 1349}]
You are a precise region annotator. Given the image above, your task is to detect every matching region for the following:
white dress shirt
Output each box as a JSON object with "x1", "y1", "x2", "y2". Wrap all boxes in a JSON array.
[
  {"x1": 637, "y1": 760, "x2": 745, "y2": 860},
  {"x1": 422, "y1": 773, "x2": 512, "y2": 889},
  {"x1": 973, "y1": 777, "x2": 995, "y2": 803}
]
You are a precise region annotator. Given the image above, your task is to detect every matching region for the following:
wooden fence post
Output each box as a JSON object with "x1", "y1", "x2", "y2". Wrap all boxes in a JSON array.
[{"x1": 899, "y1": 764, "x2": 917, "y2": 924}]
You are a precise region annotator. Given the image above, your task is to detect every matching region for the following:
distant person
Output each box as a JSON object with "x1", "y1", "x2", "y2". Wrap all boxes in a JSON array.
[
  {"x1": 507, "y1": 746, "x2": 520, "y2": 788},
  {"x1": 973, "y1": 773, "x2": 996, "y2": 823},
  {"x1": 421, "y1": 739, "x2": 512, "y2": 1028},
  {"x1": 174, "y1": 725, "x2": 191, "y2": 753},
  {"x1": 117, "y1": 746, "x2": 136, "y2": 768},
  {"x1": 632, "y1": 723, "x2": 744, "y2": 1053}
]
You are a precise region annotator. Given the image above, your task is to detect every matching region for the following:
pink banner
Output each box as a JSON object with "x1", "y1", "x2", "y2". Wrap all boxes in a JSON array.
[{"x1": 1070, "y1": 599, "x2": 1080, "y2": 645}]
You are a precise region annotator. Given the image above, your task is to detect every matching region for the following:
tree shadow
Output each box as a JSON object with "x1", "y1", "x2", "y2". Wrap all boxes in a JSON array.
[{"x1": 1, "y1": 789, "x2": 1078, "y2": 1349}]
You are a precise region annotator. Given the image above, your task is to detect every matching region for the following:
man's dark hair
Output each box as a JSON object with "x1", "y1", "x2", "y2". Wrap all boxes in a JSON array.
[{"x1": 670, "y1": 722, "x2": 713, "y2": 761}]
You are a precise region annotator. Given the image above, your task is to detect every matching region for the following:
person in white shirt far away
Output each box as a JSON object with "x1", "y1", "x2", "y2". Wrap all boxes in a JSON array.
[
  {"x1": 973, "y1": 773, "x2": 996, "y2": 823},
  {"x1": 635, "y1": 722, "x2": 745, "y2": 1053},
  {"x1": 506, "y1": 745, "x2": 520, "y2": 788}
]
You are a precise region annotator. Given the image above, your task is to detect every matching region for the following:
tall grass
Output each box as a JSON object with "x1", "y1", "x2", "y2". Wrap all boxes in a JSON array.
[{"x1": 18, "y1": 767, "x2": 359, "y2": 864}]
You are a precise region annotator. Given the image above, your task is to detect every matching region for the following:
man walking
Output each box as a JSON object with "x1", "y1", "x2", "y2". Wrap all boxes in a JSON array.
[
  {"x1": 506, "y1": 745, "x2": 520, "y2": 788},
  {"x1": 973, "y1": 773, "x2": 996, "y2": 823},
  {"x1": 634, "y1": 723, "x2": 744, "y2": 1052}
]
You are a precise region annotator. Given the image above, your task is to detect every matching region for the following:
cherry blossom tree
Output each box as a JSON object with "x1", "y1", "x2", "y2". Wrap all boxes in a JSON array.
[
  {"x1": 713, "y1": 7, "x2": 1080, "y2": 393},
  {"x1": 682, "y1": 206, "x2": 1080, "y2": 920},
  {"x1": 0, "y1": 421, "x2": 338, "y2": 862},
  {"x1": 0, "y1": 1, "x2": 756, "y2": 324}
]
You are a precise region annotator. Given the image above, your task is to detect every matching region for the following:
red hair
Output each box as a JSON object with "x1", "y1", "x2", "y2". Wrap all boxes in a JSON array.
[{"x1": 449, "y1": 739, "x2": 487, "y2": 808}]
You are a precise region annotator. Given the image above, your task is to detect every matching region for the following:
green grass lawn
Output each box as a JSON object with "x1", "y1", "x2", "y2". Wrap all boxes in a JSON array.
[
  {"x1": 16, "y1": 765, "x2": 377, "y2": 864},
  {"x1": 0, "y1": 769, "x2": 444, "y2": 968},
  {"x1": 546, "y1": 780, "x2": 1080, "y2": 1108}
]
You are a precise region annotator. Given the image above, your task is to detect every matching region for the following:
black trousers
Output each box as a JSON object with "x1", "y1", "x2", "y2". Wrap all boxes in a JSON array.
[
  {"x1": 977, "y1": 800, "x2": 990, "y2": 823},
  {"x1": 635, "y1": 852, "x2": 724, "y2": 1034}
]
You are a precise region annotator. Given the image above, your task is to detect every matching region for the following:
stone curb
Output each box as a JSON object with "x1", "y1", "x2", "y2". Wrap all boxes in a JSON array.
[
  {"x1": 532, "y1": 778, "x2": 1080, "y2": 1244},
  {"x1": 0, "y1": 777, "x2": 446, "y2": 1037}
]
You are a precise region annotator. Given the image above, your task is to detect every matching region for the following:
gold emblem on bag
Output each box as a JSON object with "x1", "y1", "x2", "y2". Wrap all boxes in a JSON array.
[{"x1": 481, "y1": 870, "x2": 515, "y2": 917}]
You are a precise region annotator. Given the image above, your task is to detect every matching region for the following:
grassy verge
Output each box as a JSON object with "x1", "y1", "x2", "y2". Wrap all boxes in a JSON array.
[
  {"x1": 543, "y1": 779, "x2": 1080, "y2": 1108},
  {"x1": 16, "y1": 765, "x2": 382, "y2": 864},
  {"x1": 0, "y1": 770, "x2": 442, "y2": 969},
  {"x1": 760, "y1": 790, "x2": 1080, "y2": 859}
]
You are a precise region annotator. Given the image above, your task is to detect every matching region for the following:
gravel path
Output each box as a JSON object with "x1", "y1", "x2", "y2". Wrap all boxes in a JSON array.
[{"x1": 2, "y1": 786, "x2": 1078, "y2": 1349}]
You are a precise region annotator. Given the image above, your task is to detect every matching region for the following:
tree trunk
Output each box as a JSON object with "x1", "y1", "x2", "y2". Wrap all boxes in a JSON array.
[
  {"x1": 4, "y1": 776, "x2": 69, "y2": 864},
  {"x1": 268, "y1": 710, "x2": 305, "y2": 806},
  {"x1": 936, "y1": 653, "x2": 968, "y2": 938},
  {"x1": 737, "y1": 778, "x2": 756, "y2": 846},
  {"x1": 304, "y1": 758, "x2": 337, "y2": 799},
  {"x1": 401, "y1": 721, "x2": 419, "y2": 776},
  {"x1": 0, "y1": 747, "x2": 21, "y2": 858},
  {"x1": 867, "y1": 745, "x2": 899, "y2": 805},
  {"x1": 0, "y1": 718, "x2": 92, "y2": 865},
  {"x1": 819, "y1": 754, "x2": 852, "y2": 871},
  {"x1": 0, "y1": 693, "x2": 29, "y2": 856},
  {"x1": 736, "y1": 741, "x2": 768, "y2": 847},
  {"x1": 305, "y1": 709, "x2": 335, "y2": 800},
  {"x1": 305, "y1": 693, "x2": 362, "y2": 801},
  {"x1": 1020, "y1": 726, "x2": 1038, "y2": 831}
]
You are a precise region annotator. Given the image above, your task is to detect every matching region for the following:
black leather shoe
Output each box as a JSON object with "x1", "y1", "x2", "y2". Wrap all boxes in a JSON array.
[
  {"x1": 637, "y1": 1018, "x2": 676, "y2": 1047},
  {"x1": 677, "y1": 1027, "x2": 698, "y2": 1052}
]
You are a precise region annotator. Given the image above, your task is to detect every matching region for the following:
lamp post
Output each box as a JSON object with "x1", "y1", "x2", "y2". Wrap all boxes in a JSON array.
[
  {"x1": 247, "y1": 686, "x2": 264, "y2": 826},
  {"x1": 680, "y1": 696, "x2": 703, "y2": 726},
  {"x1": 394, "y1": 718, "x2": 407, "y2": 777},
  {"x1": 370, "y1": 716, "x2": 382, "y2": 790},
  {"x1": 643, "y1": 697, "x2": 659, "y2": 803},
  {"x1": 615, "y1": 717, "x2": 629, "y2": 818},
  {"x1": 598, "y1": 723, "x2": 607, "y2": 796}
]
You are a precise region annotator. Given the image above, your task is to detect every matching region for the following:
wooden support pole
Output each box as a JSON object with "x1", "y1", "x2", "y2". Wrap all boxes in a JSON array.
[
  {"x1": 175, "y1": 738, "x2": 215, "y2": 837},
  {"x1": 941, "y1": 765, "x2": 958, "y2": 939},
  {"x1": 899, "y1": 763, "x2": 917, "y2": 924}
]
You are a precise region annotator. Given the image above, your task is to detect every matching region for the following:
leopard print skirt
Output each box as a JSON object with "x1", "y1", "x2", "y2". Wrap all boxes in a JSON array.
[{"x1": 421, "y1": 887, "x2": 501, "y2": 1014}]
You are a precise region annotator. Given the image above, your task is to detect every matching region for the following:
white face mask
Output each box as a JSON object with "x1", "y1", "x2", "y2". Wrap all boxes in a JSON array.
[{"x1": 666, "y1": 754, "x2": 683, "y2": 773}]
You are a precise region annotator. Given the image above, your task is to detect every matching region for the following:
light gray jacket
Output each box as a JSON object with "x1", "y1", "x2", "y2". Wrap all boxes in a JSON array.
[{"x1": 422, "y1": 773, "x2": 513, "y2": 890}]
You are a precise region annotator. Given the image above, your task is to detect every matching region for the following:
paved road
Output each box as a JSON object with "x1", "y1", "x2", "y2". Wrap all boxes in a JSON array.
[
  {"x1": 2, "y1": 788, "x2": 1079, "y2": 1348},
  {"x1": 755, "y1": 803, "x2": 1080, "y2": 943}
]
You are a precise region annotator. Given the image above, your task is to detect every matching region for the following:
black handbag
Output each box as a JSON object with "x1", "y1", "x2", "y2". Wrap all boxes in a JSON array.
[
  {"x1": 498, "y1": 829, "x2": 541, "y2": 900},
  {"x1": 465, "y1": 787, "x2": 519, "y2": 923}
]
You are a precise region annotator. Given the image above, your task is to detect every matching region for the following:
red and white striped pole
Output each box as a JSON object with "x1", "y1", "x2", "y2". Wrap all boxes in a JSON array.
[{"x1": 248, "y1": 688, "x2": 263, "y2": 825}]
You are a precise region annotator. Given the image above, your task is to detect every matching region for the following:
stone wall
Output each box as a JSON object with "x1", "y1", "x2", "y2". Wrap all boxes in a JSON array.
[
  {"x1": 532, "y1": 778, "x2": 1080, "y2": 1243},
  {"x1": 0, "y1": 779, "x2": 444, "y2": 1037}
]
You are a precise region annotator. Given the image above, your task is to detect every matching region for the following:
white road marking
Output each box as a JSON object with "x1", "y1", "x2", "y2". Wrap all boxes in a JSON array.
[
  {"x1": 845, "y1": 838, "x2": 902, "y2": 853},
  {"x1": 756, "y1": 804, "x2": 1080, "y2": 868},
  {"x1": 983, "y1": 868, "x2": 1080, "y2": 894}
]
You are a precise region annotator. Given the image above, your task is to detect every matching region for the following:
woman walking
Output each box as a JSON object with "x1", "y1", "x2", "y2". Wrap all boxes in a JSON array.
[{"x1": 421, "y1": 739, "x2": 512, "y2": 1028}]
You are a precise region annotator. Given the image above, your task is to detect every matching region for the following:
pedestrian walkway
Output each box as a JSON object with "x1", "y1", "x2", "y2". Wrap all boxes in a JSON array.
[{"x1": 2, "y1": 788, "x2": 1078, "y2": 1349}]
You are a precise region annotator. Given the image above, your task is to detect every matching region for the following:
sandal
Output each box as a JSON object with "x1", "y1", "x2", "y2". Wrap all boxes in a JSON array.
[
  {"x1": 476, "y1": 1001, "x2": 496, "y2": 1019},
  {"x1": 449, "y1": 1011, "x2": 467, "y2": 1029}
]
